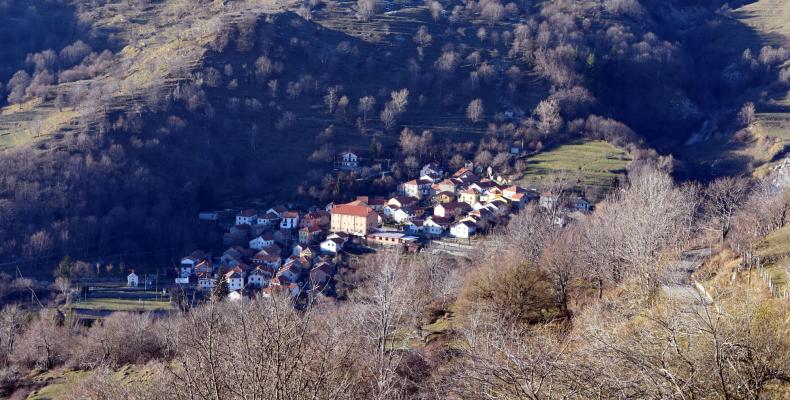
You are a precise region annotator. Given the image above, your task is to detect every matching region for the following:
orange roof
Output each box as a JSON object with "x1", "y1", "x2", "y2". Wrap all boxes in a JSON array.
[{"x1": 332, "y1": 204, "x2": 374, "y2": 218}]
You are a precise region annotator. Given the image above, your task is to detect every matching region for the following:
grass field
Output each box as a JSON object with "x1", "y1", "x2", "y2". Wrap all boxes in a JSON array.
[
  {"x1": 70, "y1": 297, "x2": 173, "y2": 312},
  {"x1": 68, "y1": 286, "x2": 173, "y2": 313},
  {"x1": 515, "y1": 139, "x2": 629, "y2": 190}
]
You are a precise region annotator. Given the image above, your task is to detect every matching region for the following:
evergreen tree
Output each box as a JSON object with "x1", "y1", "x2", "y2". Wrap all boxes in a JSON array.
[{"x1": 213, "y1": 274, "x2": 230, "y2": 301}]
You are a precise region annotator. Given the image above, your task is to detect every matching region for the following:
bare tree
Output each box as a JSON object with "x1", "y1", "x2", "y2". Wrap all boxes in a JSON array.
[
  {"x1": 358, "y1": 95, "x2": 376, "y2": 123},
  {"x1": 467, "y1": 98, "x2": 484, "y2": 123},
  {"x1": 704, "y1": 176, "x2": 751, "y2": 245},
  {"x1": 413, "y1": 26, "x2": 433, "y2": 48},
  {"x1": 357, "y1": 0, "x2": 380, "y2": 21}
]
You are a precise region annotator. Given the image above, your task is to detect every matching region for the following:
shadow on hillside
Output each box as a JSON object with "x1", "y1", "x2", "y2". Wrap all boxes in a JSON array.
[{"x1": 672, "y1": 0, "x2": 790, "y2": 181}]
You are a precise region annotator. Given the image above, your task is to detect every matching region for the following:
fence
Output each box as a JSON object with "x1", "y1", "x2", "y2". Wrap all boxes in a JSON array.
[{"x1": 755, "y1": 258, "x2": 790, "y2": 300}]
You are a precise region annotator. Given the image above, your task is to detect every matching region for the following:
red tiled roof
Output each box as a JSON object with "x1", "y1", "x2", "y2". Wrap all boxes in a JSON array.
[
  {"x1": 239, "y1": 209, "x2": 257, "y2": 217},
  {"x1": 332, "y1": 204, "x2": 374, "y2": 218}
]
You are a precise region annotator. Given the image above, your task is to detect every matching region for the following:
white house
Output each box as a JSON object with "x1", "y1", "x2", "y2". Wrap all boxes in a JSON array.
[
  {"x1": 127, "y1": 272, "x2": 139, "y2": 287},
  {"x1": 423, "y1": 217, "x2": 449, "y2": 237},
  {"x1": 320, "y1": 238, "x2": 344, "y2": 254},
  {"x1": 247, "y1": 267, "x2": 272, "y2": 288},
  {"x1": 257, "y1": 212, "x2": 280, "y2": 226},
  {"x1": 198, "y1": 273, "x2": 216, "y2": 290},
  {"x1": 280, "y1": 211, "x2": 300, "y2": 230},
  {"x1": 420, "y1": 162, "x2": 444, "y2": 178},
  {"x1": 434, "y1": 202, "x2": 471, "y2": 218},
  {"x1": 180, "y1": 253, "x2": 205, "y2": 277},
  {"x1": 401, "y1": 179, "x2": 432, "y2": 199},
  {"x1": 392, "y1": 208, "x2": 415, "y2": 223},
  {"x1": 225, "y1": 270, "x2": 245, "y2": 291},
  {"x1": 336, "y1": 151, "x2": 359, "y2": 170},
  {"x1": 451, "y1": 221, "x2": 477, "y2": 239},
  {"x1": 236, "y1": 209, "x2": 257, "y2": 226},
  {"x1": 228, "y1": 290, "x2": 244, "y2": 303},
  {"x1": 249, "y1": 233, "x2": 276, "y2": 250}
]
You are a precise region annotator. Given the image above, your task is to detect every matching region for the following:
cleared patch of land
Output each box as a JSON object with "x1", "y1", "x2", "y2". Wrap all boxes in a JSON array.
[
  {"x1": 68, "y1": 285, "x2": 173, "y2": 314},
  {"x1": 515, "y1": 139, "x2": 629, "y2": 190}
]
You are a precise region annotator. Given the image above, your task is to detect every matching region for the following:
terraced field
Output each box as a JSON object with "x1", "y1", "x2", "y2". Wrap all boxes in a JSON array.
[
  {"x1": 515, "y1": 140, "x2": 629, "y2": 191},
  {"x1": 0, "y1": 0, "x2": 294, "y2": 151}
]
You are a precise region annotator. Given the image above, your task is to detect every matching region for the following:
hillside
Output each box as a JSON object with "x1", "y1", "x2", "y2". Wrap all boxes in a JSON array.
[{"x1": 1, "y1": 0, "x2": 790, "y2": 269}]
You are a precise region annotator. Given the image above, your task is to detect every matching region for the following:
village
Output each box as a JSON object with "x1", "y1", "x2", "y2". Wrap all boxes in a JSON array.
[{"x1": 138, "y1": 151, "x2": 594, "y2": 303}]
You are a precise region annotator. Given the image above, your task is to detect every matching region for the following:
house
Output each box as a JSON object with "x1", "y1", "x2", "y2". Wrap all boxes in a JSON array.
[
  {"x1": 392, "y1": 207, "x2": 416, "y2": 223},
  {"x1": 252, "y1": 251, "x2": 281, "y2": 270},
  {"x1": 336, "y1": 151, "x2": 359, "y2": 170},
  {"x1": 127, "y1": 272, "x2": 139, "y2": 287},
  {"x1": 236, "y1": 209, "x2": 258, "y2": 225},
  {"x1": 539, "y1": 192, "x2": 559, "y2": 210},
  {"x1": 450, "y1": 221, "x2": 477, "y2": 239},
  {"x1": 401, "y1": 179, "x2": 433, "y2": 199},
  {"x1": 280, "y1": 211, "x2": 300, "y2": 230},
  {"x1": 277, "y1": 261, "x2": 303, "y2": 283},
  {"x1": 197, "y1": 272, "x2": 216, "y2": 290},
  {"x1": 299, "y1": 225, "x2": 323, "y2": 244},
  {"x1": 459, "y1": 188, "x2": 480, "y2": 205},
  {"x1": 257, "y1": 212, "x2": 281, "y2": 226},
  {"x1": 180, "y1": 251, "x2": 207, "y2": 276},
  {"x1": 309, "y1": 262, "x2": 336, "y2": 286},
  {"x1": 320, "y1": 238, "x2": 345, "y2": 254},
  {"x1": 225, "y1": 269, "x2": 245, "y2": 291},
  {"x1": 265, "y1": 205, "x2": 288, "y2": 217},
  {"x1": 420, "y1": 172, "x2": 442, "y2": 183},
  {"x1": 433, "y1": 191, "x2": 456, "y2": 204},
  {"x1": 300, "y1": 210, "x2": 330, "y2": 228},
  {"x1": 249, "y1": 232, "x2": 276, "y2": 250},
  {"x1": 292, "y1": 243, "x2": 306, "y2": 257},
  {"x1": 481, "y1": 187, "x2": 503, "y2": 202},
  {"x1": 421, "y1": 162, "x2": 444, "y2": 178},
  {"x1": 366, "y1": 232, "x2": 419, "y2": 247},
  {"x1": 423, "y1": 216, "x2": 451, "y2": 237},
  {"x1": 221, "y1": 246, "x2": 254, "y2": 267},
  {"x1": 300, "y1": 246, "x2": 321, "y2": 263},
  {"x1": 404, "y1": 219, "x2": 424, "y2": 236},
  {"x1": 433, "y1": 179, "x2": 462, "y2": 195},
  {"x1": 330, "y1": 203, "x2": 378, "y2": 236},
  {"x1": 434, "y1": 202, "x2": 472, "y2": 218},
  {"x1": 503, "y1": 186, "x2": 527, "y2": 209},
  {"x1": 388, "y1": 196, "x2": 419, "y2": 209},
  {"x1": 248, "y1": 266, "x2": 273, "y2": 288},
  {"x1": 572, "y1": 197, "x2": 592, "y2": 212},
  {"x1": 364, "y1": 197, "x2": 388, "y2": 212},
  {"x1": 452, "y1": 167, "x2": 479, "y2": 183}
]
